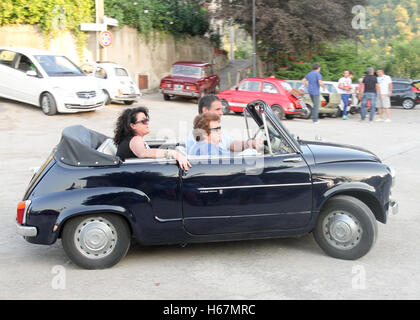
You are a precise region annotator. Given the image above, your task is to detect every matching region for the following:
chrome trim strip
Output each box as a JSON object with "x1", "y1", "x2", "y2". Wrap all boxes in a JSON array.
[
  {"x1": 197, "y1": 182, "x2": 312, "y2": 191},
  {"x1": 154, "y1": 216, "x2": 182, "y2": 223},
  {"x1": 184, "y1": 211, "x2": 312, "y2": 220}
]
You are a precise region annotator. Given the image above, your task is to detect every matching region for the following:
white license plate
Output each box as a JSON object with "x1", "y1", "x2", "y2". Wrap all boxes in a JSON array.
[{"x1": 174, "y1": 84, "x2": 183, "y2": 91}]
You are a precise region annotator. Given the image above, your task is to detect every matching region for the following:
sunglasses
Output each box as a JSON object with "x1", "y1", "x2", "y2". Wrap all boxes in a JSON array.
[
  {"x1": 209, "y1": 126, "x2": 222, "y2": 132},
  {"x1": 134, "y1": 118, "x2": 150, "y2": 124}
]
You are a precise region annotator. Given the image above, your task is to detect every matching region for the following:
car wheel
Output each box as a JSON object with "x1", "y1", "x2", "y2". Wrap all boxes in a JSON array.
[
  {"x1": 163, "y1": 94, "x2": 171, "y2": 101},
  {"x1": 221, "y1": 100, "x2": 230, "y2": 115},
  {"x1": 103, "y1": 90, "x2": 111, "y2": 105},
  {"x1": 334, "y1": 107, "x2": 342, "y2": 118},
  {"x1": 402, "y1": 98, "x2": 415, "y2": 110},
  {"x1": 313, "y1": 195, "x2": 378, "y2": 260},
  {"x1": 301, "y1": 104, "x2": 312, "y2": 119},
  {"x1": 61, "y1": 213, "x2": 131, "y2": 269},
  {"x1": 40, "y1": 93, "x2": 57, "y2": 116},
  {"x1": 124, "y1": 101, "x2": 134, "y2": 105},
  {"x1": 271, "y1": 105, "x2": 285, "y2": 120}
]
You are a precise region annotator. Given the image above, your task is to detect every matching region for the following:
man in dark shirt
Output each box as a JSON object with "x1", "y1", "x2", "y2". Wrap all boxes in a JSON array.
[{"x1": 358, "y1": 67, "x2": 381, "y2": 121}]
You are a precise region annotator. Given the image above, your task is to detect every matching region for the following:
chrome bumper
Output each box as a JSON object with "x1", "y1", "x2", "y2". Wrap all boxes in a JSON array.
[
  {"x1": 16, "y1": 223, "x2": 37, "y2": 237},
  {"x1": 161, "y1": 89, "x2": 199, "y2": 97}
]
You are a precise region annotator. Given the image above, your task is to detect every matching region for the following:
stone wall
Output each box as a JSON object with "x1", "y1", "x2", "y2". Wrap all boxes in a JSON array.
[{"x1": 0, "y1": 25, "x2": 228, "y2": 91}]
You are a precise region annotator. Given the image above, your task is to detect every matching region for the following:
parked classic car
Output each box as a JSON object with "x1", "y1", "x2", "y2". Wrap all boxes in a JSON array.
[
  {"x1": 16, "y1": 101, "x2": 397, "y2": 269},
  {"x1": 0, "y1": 47, "x2": 104, "y2": 115},
  {"x1": 217, "y1": 77, "x2": 311, "y2": 120},
  {"x1": 159, "y1": 61, "x2": 220, "y2": 100},
  {"x1": 80, "y1": 61, "x2": 142, "y2": 105}
]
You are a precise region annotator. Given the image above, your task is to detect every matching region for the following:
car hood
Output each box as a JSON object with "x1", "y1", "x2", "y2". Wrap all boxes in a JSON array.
[
  {"x1": 302, "y1": 140, "x2": 380, "y2": 164},
  {"x1": 161, "y1": 75, "x2": 200, "y2": 83},
  {"x1": 46, "y1": 76, "x2": 100, "y2": 91}
]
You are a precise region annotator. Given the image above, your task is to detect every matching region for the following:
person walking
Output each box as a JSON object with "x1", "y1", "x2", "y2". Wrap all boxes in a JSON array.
[
  {"x1": 338, "y1": 70, "x2": 353, "y2": 120},
  {"x1": 358, "y1": 67, "x2": 381, "y2": 122},
  {"x1": 302, "y1": 62, "x2": 325, "y2": 124},
  {"x1": 375, "y1": 68, "x2": 393, "y2": 122}
]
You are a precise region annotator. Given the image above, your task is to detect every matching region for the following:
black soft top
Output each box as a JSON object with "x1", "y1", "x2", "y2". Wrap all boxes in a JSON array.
[{"x1": 55, "y1": 125, "x2": 120, "y2": 167}]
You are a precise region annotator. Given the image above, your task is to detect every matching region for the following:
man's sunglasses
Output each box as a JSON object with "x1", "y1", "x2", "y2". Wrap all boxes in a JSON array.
[{"x1": 134, "y1": 118, "x2": 150, "y2": 124}]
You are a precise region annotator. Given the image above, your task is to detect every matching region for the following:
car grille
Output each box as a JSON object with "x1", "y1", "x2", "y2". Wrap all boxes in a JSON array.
[{"x1": 77, "y1": 91, "x2": 97, "y2": 99}]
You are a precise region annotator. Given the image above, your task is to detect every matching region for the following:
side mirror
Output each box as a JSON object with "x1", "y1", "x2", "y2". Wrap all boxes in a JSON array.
[{"x1": 26, "y1": 70, "x2": 37, "y2": 77}]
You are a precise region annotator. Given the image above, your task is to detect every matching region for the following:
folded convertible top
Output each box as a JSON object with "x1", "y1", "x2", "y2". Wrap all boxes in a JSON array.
[{"x1": 55, "y1": 125, "x2": 120, "y2": 167}]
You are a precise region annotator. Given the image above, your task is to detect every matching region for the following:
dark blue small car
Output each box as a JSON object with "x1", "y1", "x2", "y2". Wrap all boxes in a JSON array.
[{"x1": 16, "y1": 101, "x2": 398, "y2": 269}]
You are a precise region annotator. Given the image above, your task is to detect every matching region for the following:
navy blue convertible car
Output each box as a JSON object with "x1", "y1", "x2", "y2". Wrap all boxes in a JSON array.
[{"x1": 16, "y1": 101, "x2": 398, "y2": 269}]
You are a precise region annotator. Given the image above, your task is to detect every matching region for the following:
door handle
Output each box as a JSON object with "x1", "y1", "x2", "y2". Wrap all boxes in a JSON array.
[{"x1": 283, "y1": 157, "x2": 302, "y2": 163}]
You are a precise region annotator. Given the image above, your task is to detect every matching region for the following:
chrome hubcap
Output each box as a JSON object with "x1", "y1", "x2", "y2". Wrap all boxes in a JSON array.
[
  {"x1": 403, "y1": 100, "x2": 413, "y2": 109},
  {"x1": 74, "y1": 217, "x2": 117, "y2": 259},
  {"x1": 323, "y1": 212, "x2": 362, "y2": 250}
]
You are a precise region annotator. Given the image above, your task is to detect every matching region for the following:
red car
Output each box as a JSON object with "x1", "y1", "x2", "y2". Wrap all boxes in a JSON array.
[
  {"x1": 217, "y1": 77, "x2": 311, "y2": 119},
  {"x1": 160, "y1": 61, "x2": 220, "y2": 101}
]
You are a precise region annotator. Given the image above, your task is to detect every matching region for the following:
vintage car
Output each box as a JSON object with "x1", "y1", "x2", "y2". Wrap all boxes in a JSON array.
[
  {"x1": 80, "y1": 61, "x2": 142, "y2": 105},
  {"x1": 159, "y1": 61, "x2": 220, "y2": 100},
  {"x1": 217, "y1": 77, "x2": 311, "y2": 120},
  {"x1": 16, "y1": 101, "x2": 397, "y2": 269}
]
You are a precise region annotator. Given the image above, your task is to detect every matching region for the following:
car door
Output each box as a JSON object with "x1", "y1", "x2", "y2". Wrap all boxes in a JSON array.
[
  {"x1": 13, "y1": 54, "x2": 44, "y2": 105},
  {"x1": 391, "y1": 82, "x2": 403, "y2": 104},
  {"x1": 229, "y1": 80, "x2": 262, "y2": 112},
  {"x1": 261, "y1": 82, "x2": 280, "y2": 106},
  {"x1": 181, "y1": 151, "x2": 312, "y2": 235}
]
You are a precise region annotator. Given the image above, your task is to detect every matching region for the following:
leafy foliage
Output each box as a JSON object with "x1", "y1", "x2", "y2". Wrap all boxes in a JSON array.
[{"x1": 104, "y1": 0, "x2": 210, "y2": 38}]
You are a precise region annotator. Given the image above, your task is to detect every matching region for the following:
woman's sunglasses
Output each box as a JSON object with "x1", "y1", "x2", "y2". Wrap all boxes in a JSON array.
[{"x1": 134, "y1": 118, "x2": 150, "y2": 125}]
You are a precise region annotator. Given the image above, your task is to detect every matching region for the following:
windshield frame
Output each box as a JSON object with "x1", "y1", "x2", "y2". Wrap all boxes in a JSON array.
[{"x1": 34, "y1": 55, "x2": 85, "y2": 77}]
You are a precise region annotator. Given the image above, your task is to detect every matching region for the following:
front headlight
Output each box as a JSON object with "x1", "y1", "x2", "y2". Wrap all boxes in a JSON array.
[{"x1": 388, "y1": 166, "x2": 396, "y2": 188}]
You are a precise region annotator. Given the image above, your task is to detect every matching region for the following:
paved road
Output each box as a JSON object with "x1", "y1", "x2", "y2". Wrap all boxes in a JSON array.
[{"x1": 0, "y1": 94, "x2": 419, "y2": 299}]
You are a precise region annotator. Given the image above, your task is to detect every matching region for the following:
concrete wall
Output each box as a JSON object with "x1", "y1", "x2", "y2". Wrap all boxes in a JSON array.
[{"x1": 0, "y1": 25, "x2": 228, "y2": 91}]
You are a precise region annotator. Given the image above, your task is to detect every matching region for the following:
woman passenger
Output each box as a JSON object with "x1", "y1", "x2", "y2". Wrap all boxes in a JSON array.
[
  {"x1": 114, "y1": 107, "x2": 191, "y2": 170},
  {"x1": 189, "y1": 113, "x2": 232, "y2": 157}
]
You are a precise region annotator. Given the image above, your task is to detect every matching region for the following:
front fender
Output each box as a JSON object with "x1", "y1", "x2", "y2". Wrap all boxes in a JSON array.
[{"x1": 25, "y1": 187, "x2": 152, "y2": 245}]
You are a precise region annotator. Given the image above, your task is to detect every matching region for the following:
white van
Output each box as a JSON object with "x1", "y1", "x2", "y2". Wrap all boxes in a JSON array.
[{"x1": 0, "y1": 47, "x2": 104, "y2": 115}]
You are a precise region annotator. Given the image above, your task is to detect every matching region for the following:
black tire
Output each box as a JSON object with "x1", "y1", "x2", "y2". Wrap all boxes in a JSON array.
[
  {"x1": 334, "y1": 107, "x2": 342, "y2": 118},
  {"x1": 103, "y1": 90, "x2": 111, "y2": 105},
  {"x1": 271, "y1": 104, "x2": 285, "y2": 120},
  {"x1": 124, "y1": 100, "x2": 134, "y2": 105},
  {"x1": 313, "y1": 195, "x2": 378, "y2": 260},
  {"x1": 40, "y1": 92, "x2": 57, "y2": 116},
  {"x1": 402, "y1": 98, "x2": 415, "y2": 110},
  {"x1": 61, "y1": 213, "x2": 131, "y2": 269},
  {"x1": 221, "y1": 100, "x2": 230, "y2": 115},
  {"x1": 163, "y1": 94, "x2": 171, "y2": 101},
  {"x1": 301, "y1": 104, "x2": 312, "y2": 119}
]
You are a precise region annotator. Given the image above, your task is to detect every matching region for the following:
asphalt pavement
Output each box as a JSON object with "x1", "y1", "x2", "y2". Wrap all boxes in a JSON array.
[{"x1": 0, "y1": 94, "x2": 419, "y2": 299}]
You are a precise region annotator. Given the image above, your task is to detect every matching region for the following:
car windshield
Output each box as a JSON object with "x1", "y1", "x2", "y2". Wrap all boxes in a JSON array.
[
  {"x1": 280, "y1": 82, "x2": 292, "y2": 91},
  {"x1": 34, "y1": 55, "x2": 85, "y2": 77},
  {"x1": 115, "y1": 68, "x2": 129, "y2": 77},
  {"x1": 172, "y1": 65, "x2": 202, "y2": 78}
]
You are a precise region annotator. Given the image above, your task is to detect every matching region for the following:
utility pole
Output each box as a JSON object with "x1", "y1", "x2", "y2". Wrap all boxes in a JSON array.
[
  {"x1": 252, "y1": 0, "x2": 256, "y2": 76},
  {"x1": 229, "y1": 19, "x2": 234, "y2": 61},
  {"x1": 96, "y1": 0, "x2": 106, "y2": 61}
]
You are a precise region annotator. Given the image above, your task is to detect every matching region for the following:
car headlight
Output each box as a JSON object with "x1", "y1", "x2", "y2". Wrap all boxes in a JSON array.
[{"x1": 388, "y1": 166, "x2": 396, "y2": 188}]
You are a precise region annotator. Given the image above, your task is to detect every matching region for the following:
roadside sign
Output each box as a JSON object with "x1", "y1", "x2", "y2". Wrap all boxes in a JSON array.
[
  {"x1": 99, "y1": 31, "x2": 113, "y2": 47},
  {"x1": 104, "y1": 16, "x2": 119, "y2": 27},
  {"x1": 80, "y1": 23, "x2": 107, "y2": 32}
]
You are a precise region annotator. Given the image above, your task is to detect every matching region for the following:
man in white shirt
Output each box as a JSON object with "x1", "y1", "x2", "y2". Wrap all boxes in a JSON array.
[
  {"x1": 338, "y1": 70, "x2": 353, "y2": 120},
  {"x1": 376, "y1": 68, "x2": 393, "y2": 122},
  {"x1": 186, "y1": 94, "x2": 262, "y2": 154}
]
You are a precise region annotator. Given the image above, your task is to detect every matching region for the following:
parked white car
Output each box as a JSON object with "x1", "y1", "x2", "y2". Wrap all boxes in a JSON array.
[
  {"x1": 80, "y1": 62, "x2": 141, "y2": 105},
  {"x1": 0, "y1": 47, "x2": 105, "y2": 115}
]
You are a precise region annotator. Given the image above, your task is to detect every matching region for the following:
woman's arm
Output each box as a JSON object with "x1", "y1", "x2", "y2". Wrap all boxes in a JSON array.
[{"x1": 129, "y1": 136, "x2": 191, "y2": 170}]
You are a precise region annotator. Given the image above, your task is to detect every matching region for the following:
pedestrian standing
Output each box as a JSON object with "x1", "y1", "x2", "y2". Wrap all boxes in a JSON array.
[
  {"x1": 302, "y1": 62, "x2": 325, "y2": 124},
  {"x1": 338, "y1": 70, "x2": 353, "y2": 120},
  {"x1": 358, "y1": 67, "x2": 381, "y2": 122},
  {"x1": 375, "y1": 68, "x2": 393, "y2": 122}
]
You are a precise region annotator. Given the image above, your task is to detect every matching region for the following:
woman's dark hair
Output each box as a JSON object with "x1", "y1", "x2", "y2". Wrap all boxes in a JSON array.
[{"x1": 114, "y1": 106, "x2": 149, "y2": 145}]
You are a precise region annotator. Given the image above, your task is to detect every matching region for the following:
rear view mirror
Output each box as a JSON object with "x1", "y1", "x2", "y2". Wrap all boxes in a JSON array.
[{"x1": 26, "y1": 70, "x2": 37, "y2": 77}]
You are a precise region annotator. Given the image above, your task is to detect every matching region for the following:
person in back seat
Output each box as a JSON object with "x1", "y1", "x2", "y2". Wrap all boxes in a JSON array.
[{"x1": 114, "y1": 107, "x2": 191, "y2": 170}]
